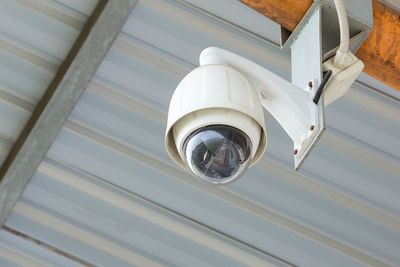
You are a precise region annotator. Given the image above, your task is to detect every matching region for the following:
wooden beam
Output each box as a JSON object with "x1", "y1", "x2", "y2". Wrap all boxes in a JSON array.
[
  {"x1": 240, "y1": 0, "x2": 400, "y2": 91},
  {"x1": 356, "y1": 1, "x2": 400, "y2": 91}
]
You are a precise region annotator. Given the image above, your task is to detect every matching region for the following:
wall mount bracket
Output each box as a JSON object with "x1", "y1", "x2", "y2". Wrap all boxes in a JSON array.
[
  {"x1": 281, "y1": 0, "x2": 374, "y2": 60},
  {"x1": 278, "y1": 0, "x2": 373, "y2": 169}
]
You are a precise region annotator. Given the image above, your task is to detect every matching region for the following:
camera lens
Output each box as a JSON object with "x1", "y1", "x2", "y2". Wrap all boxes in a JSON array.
[{"x1": 183, "y1": 125, "x2": 252, "y2": 185}]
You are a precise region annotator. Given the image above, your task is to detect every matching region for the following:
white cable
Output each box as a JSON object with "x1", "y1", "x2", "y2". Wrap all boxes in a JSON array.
[{"x1": 333, "y1": 0, "x2": 350, "y2": 68}]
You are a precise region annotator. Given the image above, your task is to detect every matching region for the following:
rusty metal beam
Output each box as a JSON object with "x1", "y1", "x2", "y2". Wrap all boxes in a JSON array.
[{"x1": 240, "y1": 0, "x2": 400, "y2": 91}]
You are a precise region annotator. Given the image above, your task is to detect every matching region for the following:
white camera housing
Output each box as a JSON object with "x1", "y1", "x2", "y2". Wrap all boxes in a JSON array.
[
  {"x1": 165, "y1": 47, "x2": 324, "y2": 184},
  {"x1": 165, "y1": 0, "x2": 367, "y2": 185},
  {"x1": 165, "y1": 64, "x2": 267, "y2": 171},
  {"x1": 165, "y1": 45, "x2": 362, "y2": 184}
]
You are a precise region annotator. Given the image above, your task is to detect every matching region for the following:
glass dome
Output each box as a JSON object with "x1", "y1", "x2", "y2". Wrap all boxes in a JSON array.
[{"x1": 183, "y1": 125, "x2": 252, "y2": 185}]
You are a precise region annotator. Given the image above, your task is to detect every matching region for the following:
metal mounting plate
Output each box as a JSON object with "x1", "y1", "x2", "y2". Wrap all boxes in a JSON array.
[
  {"x1": 295, "y1": 98, "x2": 326, "y2": 171},
  {"x1": 289, "y1": 5, "x2": 325, "y2": 170},
  {"x1": 281, "y1": 0, "x2": 372, "y2": 170},
  {"x1": 281, "y1": 0, "x2": 373, "y2": 61}
]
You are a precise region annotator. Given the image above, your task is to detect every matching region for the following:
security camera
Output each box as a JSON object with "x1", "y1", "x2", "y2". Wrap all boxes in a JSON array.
[
  {"x1": 165, "y1": 0, "x2": 366, "y2": 185},
  {"x1": 165, "y1": 63, "x2": 267, "y2": 185},
  {"x1": 165, "y1": 47, "x2": 363, "y2": 185}
]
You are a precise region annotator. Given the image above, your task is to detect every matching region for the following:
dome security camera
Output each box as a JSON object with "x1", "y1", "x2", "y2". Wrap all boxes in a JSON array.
[
  {"x1": 165, "y1": 47, "x2": 363, "y2": 185},
  {"x1": 164, "y1": 0, "x2": 366, "y2": 185},
  {"x1": 165, "y1": 63, "x2": 267, "y2": 185}
]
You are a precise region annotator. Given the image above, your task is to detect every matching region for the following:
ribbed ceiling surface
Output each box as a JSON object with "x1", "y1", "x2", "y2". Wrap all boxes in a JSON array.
[
  {"x1": 0, "y1": 0, "x2": 97, "y2": 163},
  {"x1": 1, "y1": 0, "x2": 400, "y2": 266}
]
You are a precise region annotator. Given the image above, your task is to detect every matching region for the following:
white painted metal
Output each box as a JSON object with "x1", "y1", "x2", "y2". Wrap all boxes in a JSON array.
[
  {"x1": 0, "y1": 0, "x2": 399, "y2": 266},
  {"x1": 290, "y1": 6, "x2": 322, "y2": 90},
  {"x1": 287, "y1": 6, "x2": 325, "y2": 169}
]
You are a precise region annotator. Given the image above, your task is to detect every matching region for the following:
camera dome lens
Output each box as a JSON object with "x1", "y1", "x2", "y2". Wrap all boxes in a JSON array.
[{"x1": 183, "y1": 125, "x2": 252, "y2": 185}]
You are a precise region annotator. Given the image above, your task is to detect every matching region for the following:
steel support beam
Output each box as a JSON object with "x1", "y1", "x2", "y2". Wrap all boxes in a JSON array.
[{"x1": 0, "y1": 0, "x2": 138, "y2": 226}]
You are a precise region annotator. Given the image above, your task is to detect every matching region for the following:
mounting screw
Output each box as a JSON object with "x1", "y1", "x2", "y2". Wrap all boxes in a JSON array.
[
  {"x1": 310, "y1": 125, "x2": 315, "y2": 131},
  {"x1": 260, "y1": 90, "x2": 268, "y2": 99},
  {"x1": 294, "y1": 149, "x2": 298, "y2": 155},
  {"x1": 308, "y1": 81, "x2": 313, "y2": 88}
]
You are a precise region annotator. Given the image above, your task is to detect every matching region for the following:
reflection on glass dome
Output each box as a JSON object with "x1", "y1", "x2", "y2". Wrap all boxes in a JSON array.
[{"x1": 183, "y1": 125, "x2": 252, "y2": 185}]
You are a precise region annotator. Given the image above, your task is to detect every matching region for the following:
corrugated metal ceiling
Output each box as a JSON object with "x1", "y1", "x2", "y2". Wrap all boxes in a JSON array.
[{"x1": 0, "y1": 0, "x2": 399, "y2": 266}]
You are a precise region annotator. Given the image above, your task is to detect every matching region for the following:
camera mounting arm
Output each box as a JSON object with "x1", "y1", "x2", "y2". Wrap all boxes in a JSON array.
[
  {"x1": 200, "y1": 46, "x2": 323, "y2": 170},
  {"x1": 199, "y1": 1, "x2": 342, "y2": 170}
]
